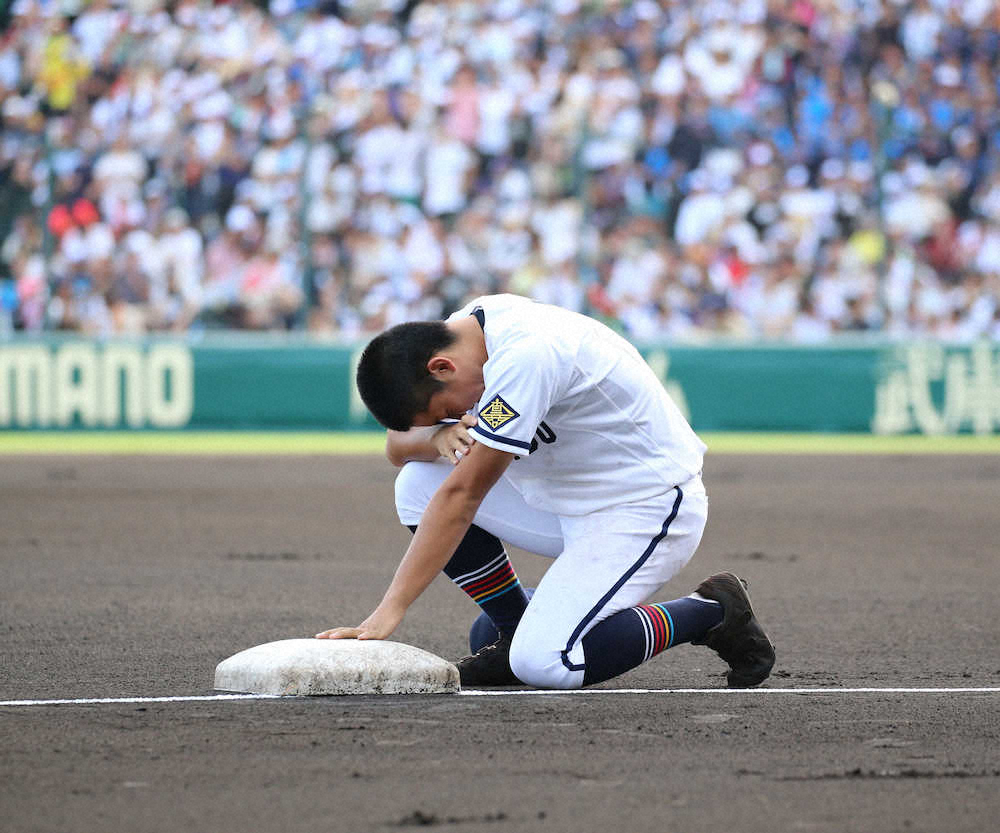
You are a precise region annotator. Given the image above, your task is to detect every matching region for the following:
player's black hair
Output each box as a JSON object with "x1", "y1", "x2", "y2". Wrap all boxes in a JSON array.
[{"x1": 356, "y1": 321, "x2": 457, "y2": 431}]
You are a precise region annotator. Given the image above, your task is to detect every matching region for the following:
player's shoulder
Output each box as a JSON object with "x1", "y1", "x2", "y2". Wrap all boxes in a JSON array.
[
  {"x1": 456, "y1": 295, "x2": 601, "y2": 365},
  {"x1": 481, "y1": 295, "x2": 594, "y2": 334},
  {"x1": 452, "y1": 293, "x2": 538, "y2": 319},
  {"x1": 488, "y1": 298, "x2": 567, "y2": 349}
]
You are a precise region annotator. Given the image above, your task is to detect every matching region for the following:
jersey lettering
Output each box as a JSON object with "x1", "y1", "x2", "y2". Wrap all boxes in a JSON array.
[{"x1": 528, "y1": 421, "x2": 557, "y2": 454}]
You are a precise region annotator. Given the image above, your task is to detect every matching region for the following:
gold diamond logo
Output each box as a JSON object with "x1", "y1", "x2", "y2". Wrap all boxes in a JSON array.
[{"x1": 479, "y1": 396, "x2": 519, "y2": 430}]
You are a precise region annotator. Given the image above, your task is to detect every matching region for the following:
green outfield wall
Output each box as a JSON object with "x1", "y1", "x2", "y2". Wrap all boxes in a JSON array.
[{"x1": 1, "y1": 338, "x2": 998, "y2": 434}]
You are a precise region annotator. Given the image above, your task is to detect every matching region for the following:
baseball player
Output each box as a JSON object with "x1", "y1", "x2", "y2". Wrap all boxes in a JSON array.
[{"x1": 317, "y1": 294, "x2": 774, "y2": 689}]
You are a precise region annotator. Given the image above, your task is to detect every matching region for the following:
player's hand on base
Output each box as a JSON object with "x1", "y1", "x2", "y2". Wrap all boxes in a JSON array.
[
  {"x1": 433, "y1": 414, "x2": 477, "y2": 464},
  {"x1": 315, "y1": 603, "x2": 404, "y2": 641}
]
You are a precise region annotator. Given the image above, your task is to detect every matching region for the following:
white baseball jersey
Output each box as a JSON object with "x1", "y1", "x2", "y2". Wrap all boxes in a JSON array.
[{"x1": 447, "y1": 294, "x2": 706, "y2": 516}]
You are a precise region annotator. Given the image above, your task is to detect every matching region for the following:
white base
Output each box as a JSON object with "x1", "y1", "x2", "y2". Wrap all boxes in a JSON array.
[{"x1": 214, "y1": 638, "x2": 461, "y2": 696}]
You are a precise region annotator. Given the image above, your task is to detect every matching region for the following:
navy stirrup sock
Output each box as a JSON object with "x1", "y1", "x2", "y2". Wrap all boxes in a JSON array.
[
  {"x1": 408, "y1": 524, "x2": 528, "y2": 637},
  {"x1": 580, "y1": 595, "x2": 724, "y2": 686}
]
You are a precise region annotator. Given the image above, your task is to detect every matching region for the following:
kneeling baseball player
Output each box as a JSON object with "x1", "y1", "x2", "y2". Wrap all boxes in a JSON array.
[{"x1": 317, "y1": 294, "x2": 775, "y2": 689}]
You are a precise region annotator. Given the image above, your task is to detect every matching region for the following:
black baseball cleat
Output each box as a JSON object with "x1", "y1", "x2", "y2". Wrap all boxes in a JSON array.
[
  {"x1": 691, "y1": 571, "x2": 776, "y2": 688},
  {"x1": 455, "y1": 633, "x2": 521, "y2": 687}
]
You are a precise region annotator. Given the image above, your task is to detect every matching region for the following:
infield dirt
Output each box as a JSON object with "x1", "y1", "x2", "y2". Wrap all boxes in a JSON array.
[{"x1": 2, "y1": 453, "x2": 999, "y2": 832}]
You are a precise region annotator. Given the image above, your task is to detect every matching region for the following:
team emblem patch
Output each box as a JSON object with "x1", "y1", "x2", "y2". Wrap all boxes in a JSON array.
[{"x1": 479, "y1": 396, "x2": 519, "y2": 430}]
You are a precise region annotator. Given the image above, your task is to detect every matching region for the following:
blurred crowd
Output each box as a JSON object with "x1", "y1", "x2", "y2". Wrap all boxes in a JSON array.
[{"x1": 1, "y1": 0, "x2": 999, "y2": 341}]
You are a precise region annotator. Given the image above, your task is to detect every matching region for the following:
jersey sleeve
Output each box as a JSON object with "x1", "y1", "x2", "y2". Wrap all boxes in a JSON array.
[{"x1": 471, "y1": 338, "x2": 563, "y2": 455}]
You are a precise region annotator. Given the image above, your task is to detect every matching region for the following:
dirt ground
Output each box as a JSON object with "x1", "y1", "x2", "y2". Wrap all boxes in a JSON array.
[{"x1": 2, "y1": 452, "x2": 999, "y2": 833}]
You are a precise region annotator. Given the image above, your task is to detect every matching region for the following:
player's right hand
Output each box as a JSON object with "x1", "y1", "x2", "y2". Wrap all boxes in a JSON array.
[
  {"x1": 315, "y1": 601, "x2": 405, "y2": 641},
  {"x1": 433, "y1": 413, "x2": 477, "y2": 465}
]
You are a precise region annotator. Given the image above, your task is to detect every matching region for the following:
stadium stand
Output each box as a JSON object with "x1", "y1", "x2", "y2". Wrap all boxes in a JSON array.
[{"x1": 0, "y1": 0, "x2": 998, "y2": 340}]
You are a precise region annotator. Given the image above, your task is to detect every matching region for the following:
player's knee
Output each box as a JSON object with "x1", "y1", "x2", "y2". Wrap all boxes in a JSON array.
[
  {"x1": 509, "y1": 633, "x2": 583, "y2": 690},
  {"x1": 393, "y1": 462, "x2": 438, "y2": 526}
]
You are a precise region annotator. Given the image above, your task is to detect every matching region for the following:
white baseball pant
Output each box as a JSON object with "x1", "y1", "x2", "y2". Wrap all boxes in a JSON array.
[{"x1": 395, "y1": 461, "x2": 708, "y2": 689}]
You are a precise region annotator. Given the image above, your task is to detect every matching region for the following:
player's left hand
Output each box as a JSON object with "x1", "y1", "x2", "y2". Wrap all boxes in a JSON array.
[
  {"x1": 433, "y1": 413, "x2": 477, "y2": 464},
  {"x1": 315, "y1": 603, "x2": 404, "y2": 641}
]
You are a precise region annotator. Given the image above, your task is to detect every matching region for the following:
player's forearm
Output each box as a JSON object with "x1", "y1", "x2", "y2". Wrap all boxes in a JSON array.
[
  {"x1": 379, "y1": 482, "x2": 481, "y2": 613},
  {"x1": 385, "y1": 427, "x2": 442, "y2": 466}
]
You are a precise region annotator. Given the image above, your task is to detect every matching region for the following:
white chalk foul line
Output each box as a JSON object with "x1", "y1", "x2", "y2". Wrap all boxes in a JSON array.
[
  {"x1": 3, "y1": 687, "x2": 1000, "y2": 706},
  {"x1": 0, "y1": 694, "x2": 283, "y2": 707},
  {"x1": 458, "y1": 687, "x2": 1000, "y2": 696}
]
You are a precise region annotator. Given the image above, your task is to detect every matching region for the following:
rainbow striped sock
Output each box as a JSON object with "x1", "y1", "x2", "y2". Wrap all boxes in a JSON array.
[
  {"x1": 632, "y1": 596, "x2": 722, "y2": 661},
  {"x1": 451, "y1": 552, "x2": 521, "y2": 604},
  {"x1": 440, "y1": 524, "x2": 528, "y2": 637},
  {"x1": 581, "y1": 595, "x2": 723, "y2": 686}
]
